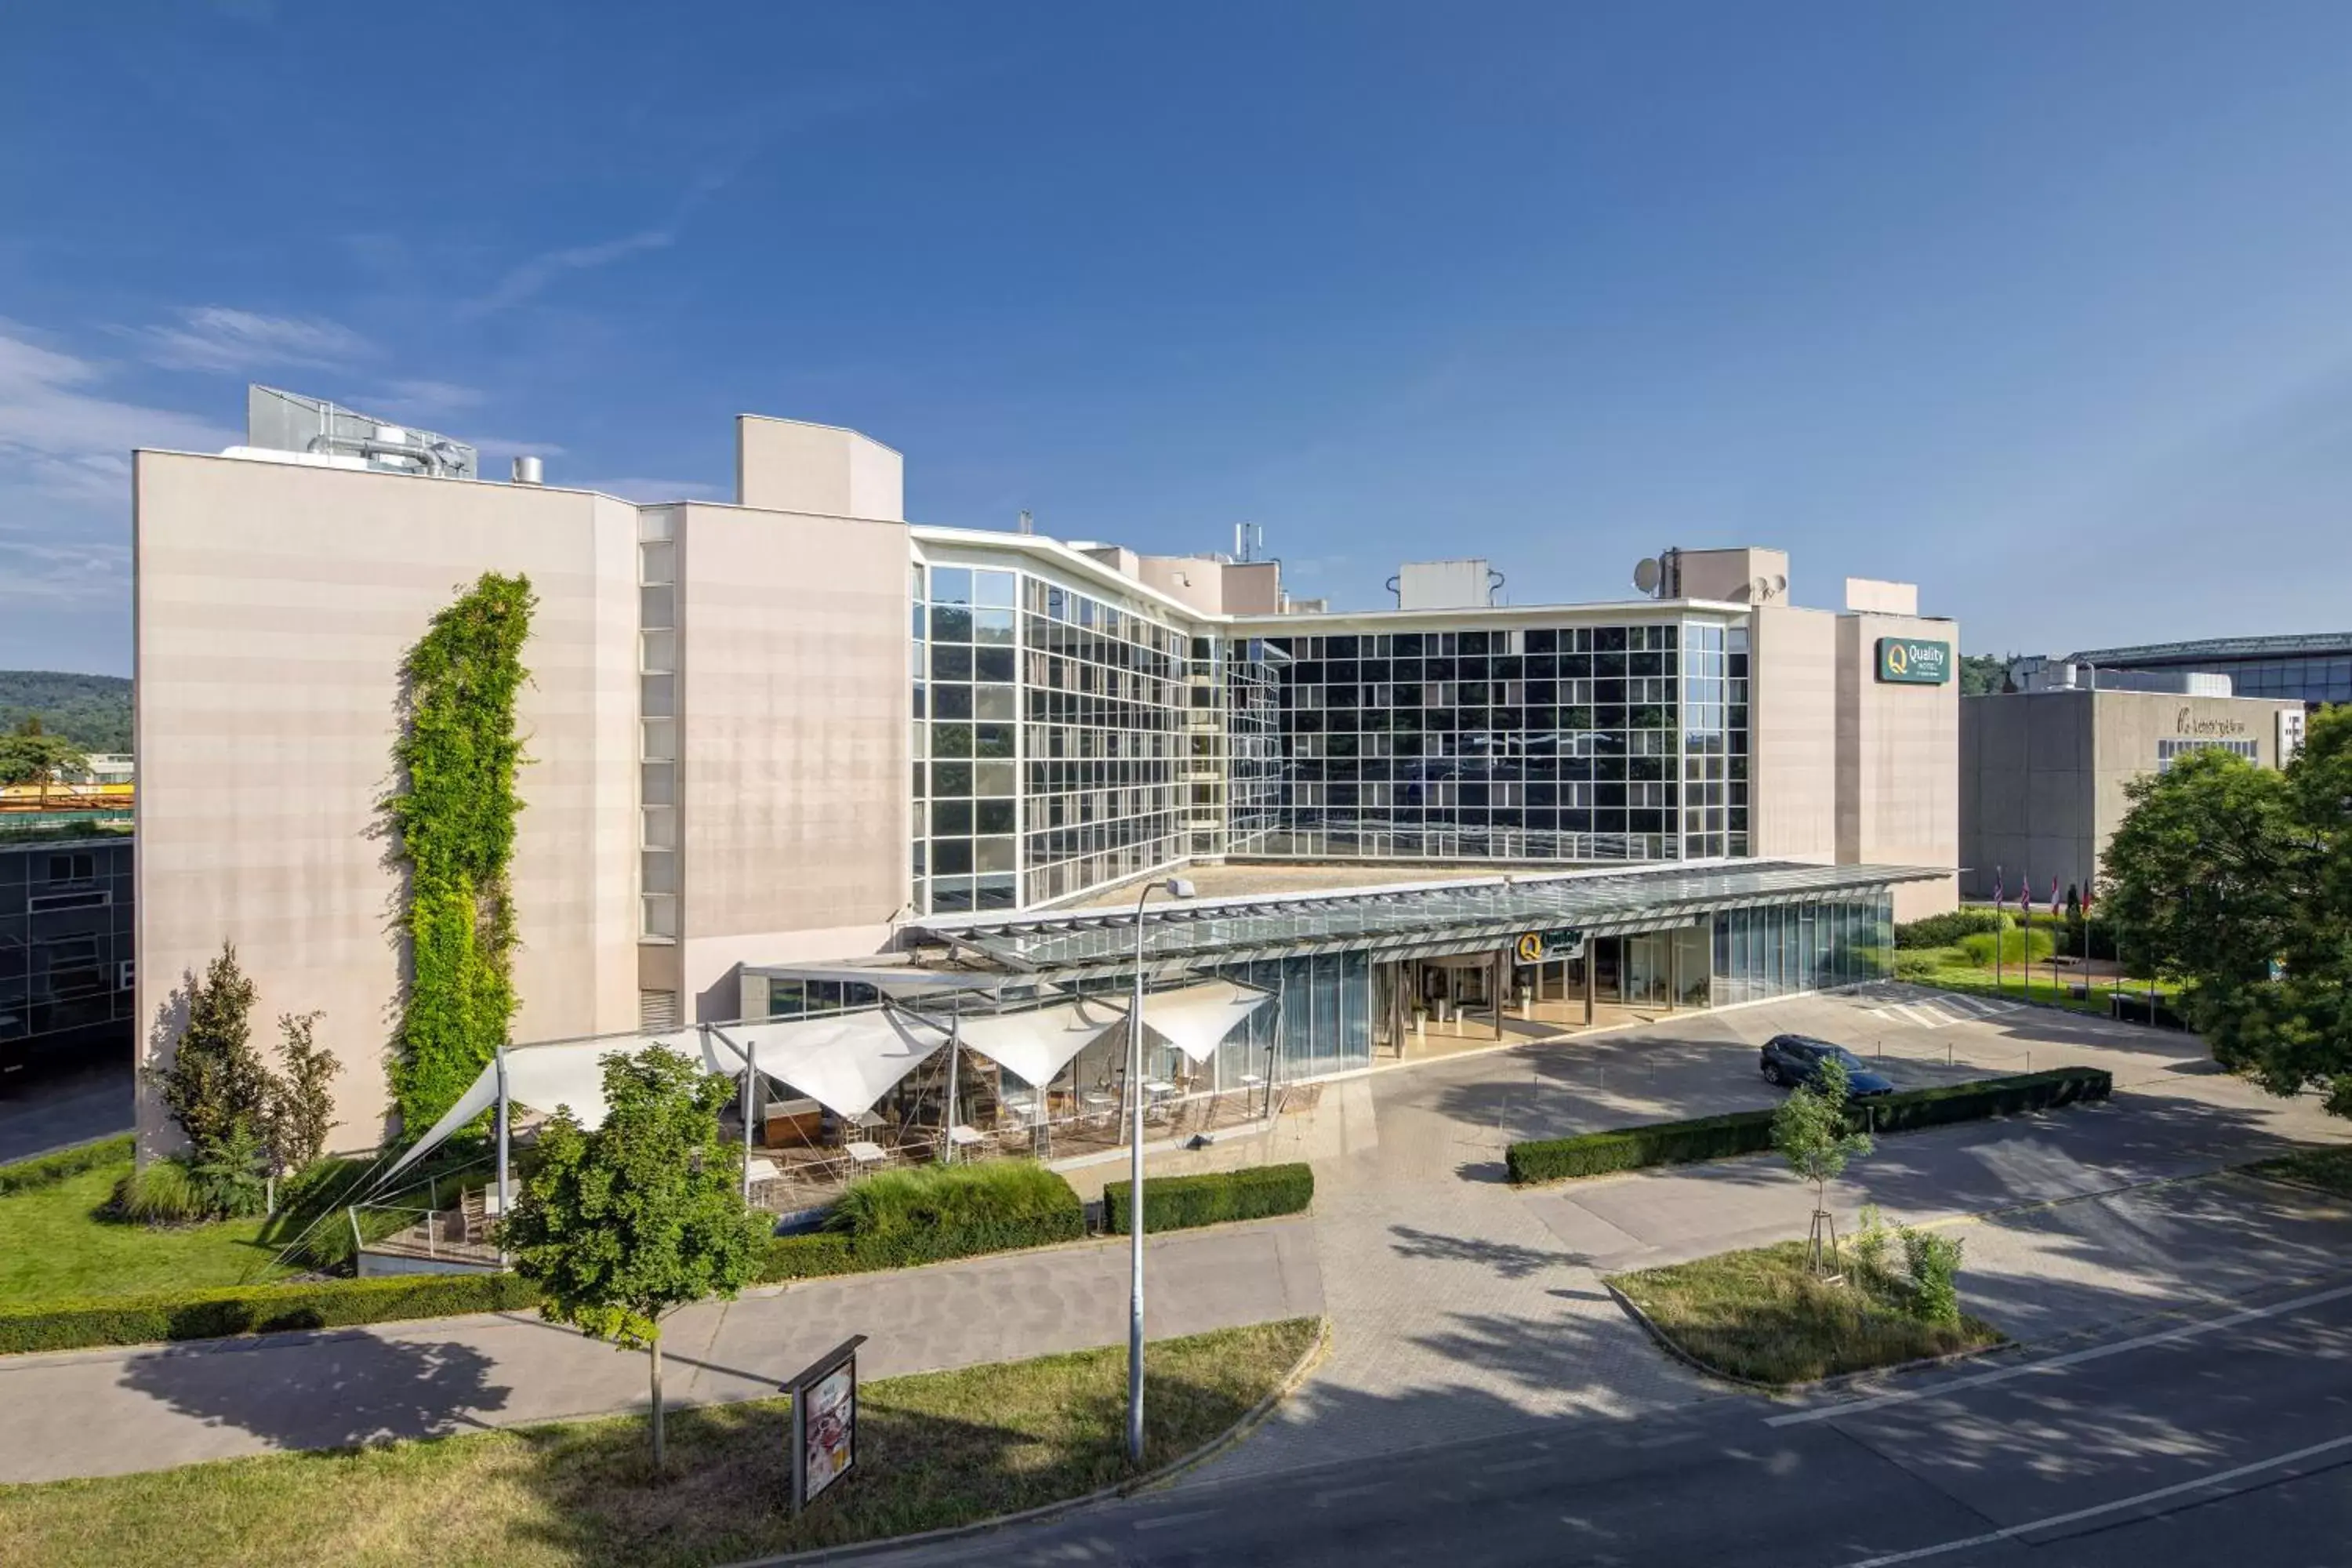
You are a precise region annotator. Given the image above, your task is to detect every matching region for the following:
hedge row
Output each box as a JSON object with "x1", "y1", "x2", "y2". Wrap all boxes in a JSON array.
[
  {"x1": 0, "y1": 1271, "x2": 540, "y2": 1356},
  {"x1": 1504, "y1": 1066, "x2": 2113, "y2": 1185},
  {"x1": 2, "y1": 1160, "x2": 1097, "y2": 1353},
  {"x1": 0, "y1": 1133, "x2": 135, "y2": 1196},
  {"x1": 1101, "y1": 1163, "x2": 1316, "y2": 1235},
  {"x1": 767, "y1": 1160, "x2": 1087, "y2": 1278}
]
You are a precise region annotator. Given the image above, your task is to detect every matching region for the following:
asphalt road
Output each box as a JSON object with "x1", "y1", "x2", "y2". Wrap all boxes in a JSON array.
[
  {"x1": 853, "y1": 1277, "x2": 2352, "y2": 1567},
  {"x1": 0, "y1": 1056, "x2": 132, "y2": 1163}
]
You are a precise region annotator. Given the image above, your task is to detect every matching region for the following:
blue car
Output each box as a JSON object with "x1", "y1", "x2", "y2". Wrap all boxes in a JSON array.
[{"x1": 1760, "y1": 1034, "x2": 1894, "y2": 1096}]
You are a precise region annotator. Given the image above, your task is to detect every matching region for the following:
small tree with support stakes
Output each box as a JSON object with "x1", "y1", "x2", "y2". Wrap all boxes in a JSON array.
[
  {"x1": 496, "y1": 1046, "x2": 768, "y2": 1468},
  {"x1": 1772, "y1": 1056, "x2": 1875, "y2": 1276}
]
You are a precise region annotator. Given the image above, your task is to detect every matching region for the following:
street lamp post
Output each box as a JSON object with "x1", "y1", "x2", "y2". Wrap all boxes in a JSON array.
[{"x1": 1127, "y1": 874, "x2": 1196, "y2": 1467}]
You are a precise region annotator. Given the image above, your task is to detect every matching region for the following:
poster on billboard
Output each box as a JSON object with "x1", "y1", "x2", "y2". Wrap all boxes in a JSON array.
[{"x1": 786, "y1": 1334, "x2": 867, "y2": 1513}]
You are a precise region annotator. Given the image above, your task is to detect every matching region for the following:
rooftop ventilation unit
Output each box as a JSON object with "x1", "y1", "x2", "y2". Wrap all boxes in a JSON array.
[{"x1": 243, "y1": 385, "x2": 479, "y2": 480}]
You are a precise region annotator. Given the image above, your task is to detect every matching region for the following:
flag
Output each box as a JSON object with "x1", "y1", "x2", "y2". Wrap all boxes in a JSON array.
[
  {"x1": 1993, "y1": 866, "x2": 2004, "y2": 905},
  {"x1": 2050, "y1": 876, "x2": 2060, "y2": 911}
]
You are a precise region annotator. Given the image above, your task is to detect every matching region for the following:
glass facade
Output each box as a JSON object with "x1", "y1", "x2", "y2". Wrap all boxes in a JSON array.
[
  {"x1": 0, "y1": 837, "x2": 135, "y2": 1055},
  {"x1": 905, "y1": 548, "x2": 1767, "y2": 911},
  {"x1": 1709, "y1": 892, "x2": 1893, "y2": 1007},
  {"x1": 911, "y1": 554, "x2": 1189, "y2": 913},
  {"x1": 1254, "y1": 619, "x2": 1748, "y2": 864}
]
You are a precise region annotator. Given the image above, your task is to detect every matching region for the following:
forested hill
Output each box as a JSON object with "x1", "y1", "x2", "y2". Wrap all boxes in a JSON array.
[{"x1": 0, "y1": 670, "x2": 132, "y2": 752}]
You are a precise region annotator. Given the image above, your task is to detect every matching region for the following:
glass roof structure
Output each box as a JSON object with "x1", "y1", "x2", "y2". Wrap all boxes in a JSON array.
[{"x1": 910, "y1": 859, "x2": 1944, "y2": 975}]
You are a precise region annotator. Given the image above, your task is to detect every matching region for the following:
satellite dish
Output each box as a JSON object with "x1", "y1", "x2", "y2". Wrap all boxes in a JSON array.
[{"x1": 1632, "y1": 557, "x2": 1662, "y2": 594}]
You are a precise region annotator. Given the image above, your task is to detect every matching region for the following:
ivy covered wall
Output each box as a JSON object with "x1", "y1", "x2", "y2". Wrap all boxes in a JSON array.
[{"x1": 386, "y1": 572, "x2": 535, "y2": 1134}]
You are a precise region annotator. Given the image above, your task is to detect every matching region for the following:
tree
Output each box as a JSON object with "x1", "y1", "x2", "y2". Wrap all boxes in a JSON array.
[
  {"x1": 154, "y1": 942, "x2": 273, "y2": 1161},
  {"x1": 263, "y1": 1011, "x2": 340, "y2": 1175},
  {"x1": 0, "y1": 716, "x2": 88, "y2": 806},
  {"x1": 2100, "y1": 746, "x2": 2302, "y2": 995},
  {"x1": 2100, "y1": 707, "x2": 2352, "y2": 1115},
  {"x1": 496, "y1": 1047, "x2": 768, "y2": 1466},
  {"x1": 1958, "y1": 653, "x2": 2014, "y2": 697},
  {"x1": 1772, "y1": 1056, "x2": 1875, "y2": 1272}
]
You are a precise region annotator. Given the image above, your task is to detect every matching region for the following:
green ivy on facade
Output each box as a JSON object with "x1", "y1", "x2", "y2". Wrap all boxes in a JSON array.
[{"x1": 386, "y1": 572, "x2": 535, "y2": 1135}]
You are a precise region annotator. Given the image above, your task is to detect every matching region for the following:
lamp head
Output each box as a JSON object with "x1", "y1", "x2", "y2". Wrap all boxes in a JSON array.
[{"x1": 1165, "y1": 877, "x2": 1197, "y2": 900}]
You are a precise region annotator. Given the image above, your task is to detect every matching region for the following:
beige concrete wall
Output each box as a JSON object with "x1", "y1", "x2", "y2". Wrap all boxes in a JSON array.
[
  {"x1": 1675, "y1": 546, "x2": 1789, "y2": 604},
  {"x1": 1134, "y1": 554, "x2": 1225, "y2": 615},
  {"x1": 1221, "y1": 561, "x2": 1283, "y2": 614},
  {"x1": 1748, "y1": 604, "x2": 1838, "y2": 862},
  {"x1": 673, "y1": 501, "x2": 910, "y2": 1018},
  {"x1": 1836, "y1": 613, "x2": 1961, "y2": 920},
  {"x1": 134, "y1": 452, "x2": 642, "y2": 1154},
  {"x1": 735, "y1": 416, "x2": 904, "y2": 521}
]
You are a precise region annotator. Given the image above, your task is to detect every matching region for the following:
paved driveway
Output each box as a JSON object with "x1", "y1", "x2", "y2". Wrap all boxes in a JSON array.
[{"x1": 1169, "y1": 986, "x2": 2352, "y2": 1483}]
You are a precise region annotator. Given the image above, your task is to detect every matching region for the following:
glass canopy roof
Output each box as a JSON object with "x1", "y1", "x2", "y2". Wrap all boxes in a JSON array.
[{"x1": 911, "y1": 859, "x2": 1944, "y2": 974}]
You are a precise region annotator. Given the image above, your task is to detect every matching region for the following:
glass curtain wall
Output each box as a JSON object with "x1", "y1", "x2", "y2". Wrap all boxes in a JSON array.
[
  {"x1": 1021, "y1": 575, "x2": 1188, "y2": 907},
  {"x1": 1260, "y1": 621, "x2": 1704, "y2": 865},
  {"x1": 1709, "y1": 891, "x2": 1893, "y2": 1007},
  {"x1": 1679, "y1": 621, "x2": 1750, "y2": 859}
]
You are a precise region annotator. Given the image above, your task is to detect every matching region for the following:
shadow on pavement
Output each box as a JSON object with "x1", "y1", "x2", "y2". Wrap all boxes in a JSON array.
[{"x1": 118, "y1": 1330, "x2": 513, "y2": 1450}]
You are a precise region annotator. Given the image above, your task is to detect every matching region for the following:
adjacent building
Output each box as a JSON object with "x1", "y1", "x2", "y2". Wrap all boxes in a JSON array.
[
  {"x1": 133, "y1": 397, "x2": 1960, "y2": 1153},
  {"x1": 2045, "y1": 633, "x2": 2352, "y2": 710},
  {"x1": 1958, "y1": 682, "x2": 2307, "y2": 902},
  {"x1": 1, "y1": 828, "x2": 135, "y2": 1082}
]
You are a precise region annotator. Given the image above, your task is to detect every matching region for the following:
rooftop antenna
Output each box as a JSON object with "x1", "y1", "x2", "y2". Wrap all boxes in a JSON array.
[
  {"x1": 1234, "y1": 521, "x2": 1262, "y2": 563},
  {"x1": 1018, "y1": 509, "x2": 1034, "y2": 535}
]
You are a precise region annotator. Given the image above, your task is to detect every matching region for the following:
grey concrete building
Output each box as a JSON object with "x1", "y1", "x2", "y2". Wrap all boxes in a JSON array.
[{"x1": 1958, "y1": 687, "x2": 2307, "y2": 902}]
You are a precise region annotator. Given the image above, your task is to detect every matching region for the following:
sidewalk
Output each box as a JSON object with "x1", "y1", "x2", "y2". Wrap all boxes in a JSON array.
[{"x1": 0, "y1": 1217, "x2": 1322, "y2": 1484}]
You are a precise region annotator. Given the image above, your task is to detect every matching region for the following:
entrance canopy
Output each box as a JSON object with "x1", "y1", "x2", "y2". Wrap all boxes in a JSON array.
[{"x1": 912, "y1": 858, "x2": 1945, "y2": 975}]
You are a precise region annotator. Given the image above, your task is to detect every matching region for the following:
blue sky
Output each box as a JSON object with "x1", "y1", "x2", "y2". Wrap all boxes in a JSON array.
[{"x1": 5, "y1": 2, "x2": 2352, "y2": 676}]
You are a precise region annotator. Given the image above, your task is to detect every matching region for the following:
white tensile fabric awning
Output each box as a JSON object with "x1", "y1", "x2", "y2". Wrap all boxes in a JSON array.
[
  {"x1": 952, "y1": 999, "x2": 1125, "y2": 1087},
  {"x1": 381, "y1": 1028, "x2": 727, "y2": 1184},
  {"x1": 717, "y1": 1010, "x2": 948, "y2": 1123},
  {"x1": 1128, "y1": 979, "x2": 1274, "y2": 1064}
]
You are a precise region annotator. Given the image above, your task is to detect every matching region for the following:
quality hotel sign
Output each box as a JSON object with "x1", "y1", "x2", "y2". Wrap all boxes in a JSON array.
[{"x1": 1875, "y1": 637, "x2": 1951, "y2": 686}]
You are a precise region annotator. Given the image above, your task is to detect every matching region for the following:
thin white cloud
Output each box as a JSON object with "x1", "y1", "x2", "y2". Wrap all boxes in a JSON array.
[
  {"x1": 134, "y1": 306, "x2": 372, "y2": 373},
  {"x1": 0, "y1": 529, "x2": 129, "y2": 606},
  {"x1": 463, "y1": 228, "x2": 674, "y2": 318},
  {"x1": 570, "y1": 476, "x2": 724, "y2": 503},
  {"x1": 363, "y1": 379, "x2": 487, "y2": 419},
  {"x1": 466, "y1": 435, "x2": 568, "y2": 462},
  {"x1": 0, "y1": 324, "x2": 233, "y2": 477}
]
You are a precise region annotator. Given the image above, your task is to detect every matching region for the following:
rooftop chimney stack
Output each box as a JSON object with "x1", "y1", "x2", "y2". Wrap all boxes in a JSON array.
[{"x1": 511, "y1": 456, "x2": 543, "y2": 486}]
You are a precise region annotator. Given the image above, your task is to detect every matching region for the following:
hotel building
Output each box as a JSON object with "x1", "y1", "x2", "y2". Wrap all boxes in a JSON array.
[{"x1": 133, "y1": 401, "x2": 1959, "y2": 1153}]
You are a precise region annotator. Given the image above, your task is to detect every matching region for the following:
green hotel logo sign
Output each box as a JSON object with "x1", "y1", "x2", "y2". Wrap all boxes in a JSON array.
[{"x1": 1876, "y1": 637, "x2": 1951, "y2": 685}]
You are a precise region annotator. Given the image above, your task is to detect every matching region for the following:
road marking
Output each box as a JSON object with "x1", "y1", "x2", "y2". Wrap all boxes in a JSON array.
[
  {"x1": 1768, "y1": 1278, "x2": 2352, "y2": 1428},
  {"x1": 1835, "y1": 1431, "x2": 2352, "y2": 1566}
]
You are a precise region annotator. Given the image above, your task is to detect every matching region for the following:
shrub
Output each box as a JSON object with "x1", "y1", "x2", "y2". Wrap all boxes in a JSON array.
[
  {"x1": 1900, "y1": 1227, "x2": 1965, "y2": 1326},
  {"x1": 111, "y1": 1156, "x2": 210, "y2": 1225},
  {"x1": 1895, "y1": 909, "x2": 2011, "y2": 949},
  {"x1": 0, "y1": 1272, "x2": 540, "y2": 1356},
  {"x1": 1506, "y1": 1067, "x2": 2112, "y2": 1184},
  {"x1": 1102, "y1": 1163, "x2": 1316, "y2": 1234},
  {"x1": 0, "y1": 1134, "x2": 132, "y2": 1196},
  {"x1": 1958, "y1": 927, "x2": 2055, "y2": 967},
  {"x1": 1851, "y1": 1203, "x2": 1893, "y2": 1278},
  {"x1": 826, "y1": 1160, "x2": 1085, "y2": 1269},
  {"x1": 183, "y1": 1122, "x2": 270, "y2": 1219},
  {"x1": 757, "y1": 1230, "x2": 861, "y2": 1282}
]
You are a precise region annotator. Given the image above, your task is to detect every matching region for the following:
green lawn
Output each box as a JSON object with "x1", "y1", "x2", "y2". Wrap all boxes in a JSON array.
[
  {"x1": 0, "y1": 1318, "x2": 1322, "y2": 1568},
  {"x1": 1610, "y1": 1240, "x2": 2004, "y2": 1386},
  {"x1": 1896, "y1": 945, "x2": 2180, "y2": 1017},
  {"x1": 0, "y1": 1156, "x2": 289, "y2": 1308}
]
